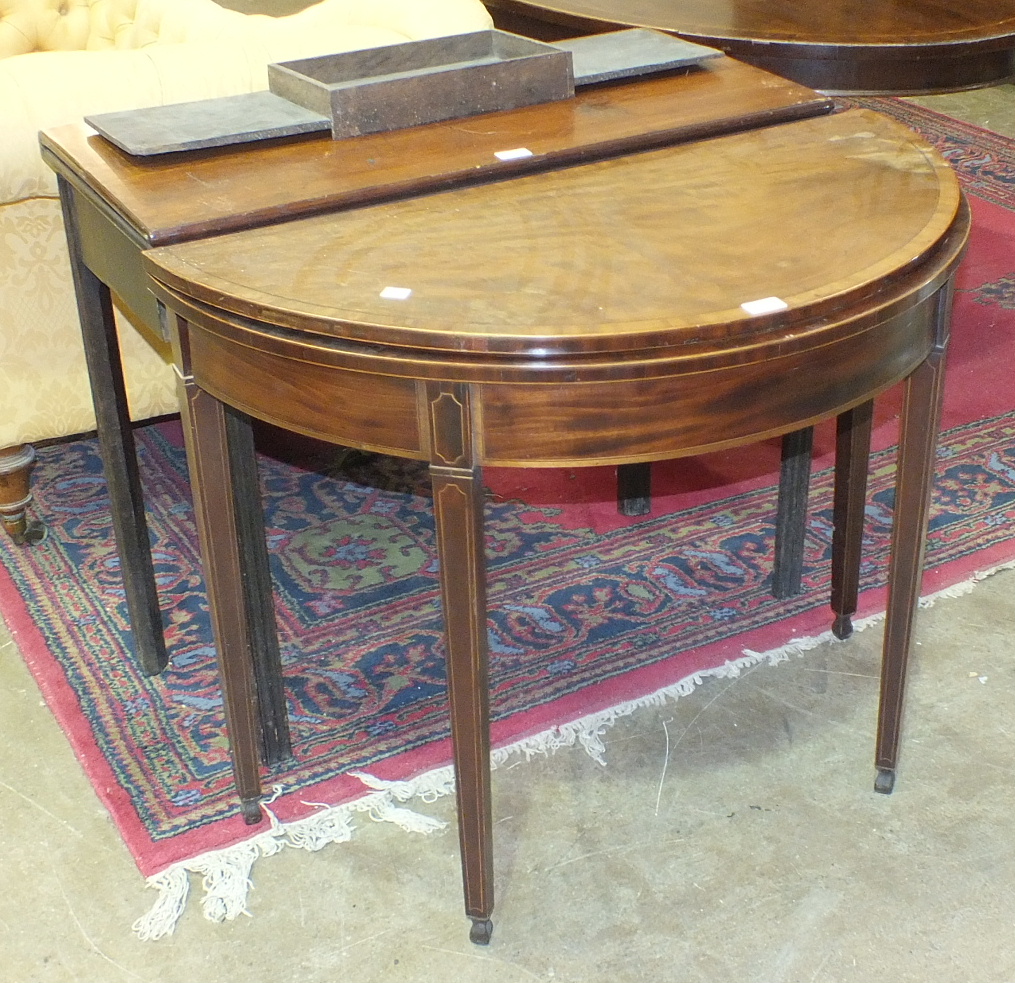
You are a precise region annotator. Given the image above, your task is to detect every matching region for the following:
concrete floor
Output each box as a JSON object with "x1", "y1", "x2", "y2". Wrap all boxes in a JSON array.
[{"x1": 2, "y1": 72, "x2": 1014, "y2": 983}]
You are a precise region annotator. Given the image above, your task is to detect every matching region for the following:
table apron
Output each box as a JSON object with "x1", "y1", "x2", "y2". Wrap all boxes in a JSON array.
[
  {"x1": 183, "y1": 284, "x2": 941, "y2": 468},
  {"x1": 70, "y1": 185, "x2": 164, "y2": 345},
  {"x1": 476, "y1": 297, "x2": 937, "y2": 465}
]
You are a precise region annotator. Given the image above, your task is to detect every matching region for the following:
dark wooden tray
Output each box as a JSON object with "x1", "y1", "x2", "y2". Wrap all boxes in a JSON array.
[{"x1": 267, "y1": 29, "x2": 573, "y2": 139}]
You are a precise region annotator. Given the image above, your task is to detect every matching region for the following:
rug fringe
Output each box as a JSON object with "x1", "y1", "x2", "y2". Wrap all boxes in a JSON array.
[
  {"x1": 133, "y1": 558, "x2": 1015, "y2": 940},
  {"x1": 132, "y1": 866, "x2": 190, "y2": 942},
  {"x1": 490, "y1": 649, "x2": 795, "y2": 769},
  {"x1": 132, "y1": 780, "x2": 449, "y2": 941},
  {"x1": 920, "y1": 557, "x2": 1015, "y2": 606}
]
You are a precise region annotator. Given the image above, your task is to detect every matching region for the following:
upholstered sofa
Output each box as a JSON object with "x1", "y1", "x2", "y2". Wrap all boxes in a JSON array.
[{"x1": 0, "y1": 0, "x2": 493, "y2": 542}]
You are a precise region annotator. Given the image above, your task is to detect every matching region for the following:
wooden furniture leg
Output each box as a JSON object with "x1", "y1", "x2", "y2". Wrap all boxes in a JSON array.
[
  {"x1": 830, "y1": 401, "x2": 875, "y2": 639},
  {"x1": 617, "y1": 461, "x2": 651, "y2": 516},
  {"x1": 772, "y1": 426, "x2": 815, "y2": 599},
  {"x1": 170, "y1": 313, "x2": 292, "y2": 786},
  {"x1": 425, "y1": 383, "x2": 495, "y2": 945},
  {"x1": 57, "y1": 176, "x2": 167, "y2": 676},
  {"x1": 622, "y1": 426, "x2": 816, "y2": 600},
  {"x1": 223, "y1": 408, "x2": 293, "y2": 768},
  {"x1": 874, "y1": 283, "x2": 953, "y2": 795},
  {"x1": 172, "y1": 320, "x2": 265, "y2": 821},
  {"x1": 0, "y1": 445, "x2": 45, "y2": 544}
]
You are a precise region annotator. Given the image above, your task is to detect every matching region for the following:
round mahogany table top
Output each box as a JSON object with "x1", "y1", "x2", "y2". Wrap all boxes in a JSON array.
[{"x1": 491, "y1": 0, "x2": 1015, "y2": 94}]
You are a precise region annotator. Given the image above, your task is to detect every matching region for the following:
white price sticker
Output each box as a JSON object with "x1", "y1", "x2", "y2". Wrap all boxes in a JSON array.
[
  {"x1": 741, "y1": 296, "x2": 789, "y2": 316},
  {"x1": 495, "y1": 147, "x2": 534, "y2": 161}
]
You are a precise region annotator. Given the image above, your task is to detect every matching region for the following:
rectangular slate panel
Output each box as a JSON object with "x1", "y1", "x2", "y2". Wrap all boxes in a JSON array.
[{"x1": 85, "y1": 91, "x2": 329, "y2": 157}]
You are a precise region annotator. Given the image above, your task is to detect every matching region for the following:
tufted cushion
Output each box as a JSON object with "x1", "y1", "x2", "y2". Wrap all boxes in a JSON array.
[
  {"x1": 0, "y1": 0, "x2": 88, "y2": 57},
  {"x1": 0, "y1": 0, "x2": 494, "y2": 448},
  {"x1": 0, "y1": 0, "x2": 260, "y2": 56},
  {"x1": 0, "y1": 0, "x2": 494, "y2": 56}
]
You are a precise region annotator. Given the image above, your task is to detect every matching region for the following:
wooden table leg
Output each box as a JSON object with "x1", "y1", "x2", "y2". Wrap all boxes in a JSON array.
[
  {"x1": 58, "y1": 176, "x2": 167, "y2": 677},
  {"x1": 222, "y1": 409, "x2": 293, "y2": 768},
  {"x1": 170, "y1": 314, "x2": 293, "y2": 819},
  {"x1": 622, "y1": 426, "x2": 816, "y2": 600},
  {"x1": 874, "y1": 282, "x2": 953, "y2": 795},
  {"x1": 772, "y1": 426, "x2": 815, "y2": 599},
  {"x1": 425, "y1": 382, "x2": 494, "y2": 945},
  {"x1": 176, "y1": 384, "x2": 263, "y2": 819},
  {"x1": 617, "y1": 461, "x2": 651, "y2": 516},
  {"x1": 830, "y1": 401, "x2": 874, "y2": 639}
]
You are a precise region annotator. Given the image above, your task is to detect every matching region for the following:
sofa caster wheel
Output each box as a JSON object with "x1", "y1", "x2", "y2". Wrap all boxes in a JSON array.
[{"x1": 12, "y1": 519, "x2": 47, "y2": 546}]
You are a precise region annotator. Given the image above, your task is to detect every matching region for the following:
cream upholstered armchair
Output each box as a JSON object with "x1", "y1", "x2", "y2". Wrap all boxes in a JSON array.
[{"x1": 0, "y1": 0, "x2": 493, "y2": 542}]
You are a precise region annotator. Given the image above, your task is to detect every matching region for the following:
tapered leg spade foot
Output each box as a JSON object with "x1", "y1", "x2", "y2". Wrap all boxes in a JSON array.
[
  {"x1": 240, "y1": 798, "x2": 264, "y2": 825},
  {"x1": 470, "y1": 918, "x2": 494, "y2": 945},
  {"x1": 874, "y1": 767, "x2": 895, "y2": 795},
  {"x1": 832, "y1": 613, "x2": 853, "y2": 640}
]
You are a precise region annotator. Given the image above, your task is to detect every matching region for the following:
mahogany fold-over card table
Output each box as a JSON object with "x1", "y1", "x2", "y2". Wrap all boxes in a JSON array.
[
  {"x1": 143, "y1": 107, "x2": 969, "y2": 944},
  {"x1": 40, "y1": 55, "x2": 832, "y2": 756}
]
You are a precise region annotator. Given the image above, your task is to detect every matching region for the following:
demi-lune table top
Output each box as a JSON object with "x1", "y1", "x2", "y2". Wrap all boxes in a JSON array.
[{"x1": 145, "y1": 108, "x2": 962, "y2": 417}]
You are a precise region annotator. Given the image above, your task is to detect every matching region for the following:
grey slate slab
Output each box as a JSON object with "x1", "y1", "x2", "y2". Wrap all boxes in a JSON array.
[
  {"x1": 557, "y1": 29, "x2": 723, "y2": 86},
  {"x1": 84, "y1": 91, "x2": 330, "y2": 157}
]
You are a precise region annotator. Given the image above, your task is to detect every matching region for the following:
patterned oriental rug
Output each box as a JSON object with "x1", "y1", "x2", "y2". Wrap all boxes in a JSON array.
[{"x1": 2, "y1": 98, "x2": 1015, "y2": 939}]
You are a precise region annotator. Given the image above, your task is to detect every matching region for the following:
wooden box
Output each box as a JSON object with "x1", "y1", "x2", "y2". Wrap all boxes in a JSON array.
[{"x1": 267, "y1": 30, "x2": 574, "y2": 139}]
